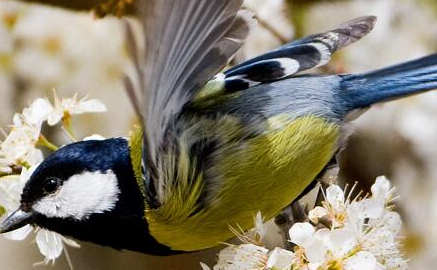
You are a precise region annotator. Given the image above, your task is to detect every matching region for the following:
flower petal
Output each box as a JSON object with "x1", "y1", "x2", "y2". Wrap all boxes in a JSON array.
[
  {"x1": 351, "y1": 198, "x2": 385, "y2": 220},
  {"x1": 13, "y1": 113, "x2": 23, "y2": 127},
  {"x1": 382, "y1": 212, "x2": 402, "y2": 236},
  {"x1": 3, "y1": 224, "x2": 33, "y2": 241},
  {"x1": 83, "y1": 134, "x2": 106, "y2": 141},
  {"x1": 200, "y1": 262, "x2": 212, "y2": 270},
  {"x1": 308, "y1": 262, "x2": 322, "y2": 270},
  {"x1": 61, "y1": 236, "x2": 81, "y2": 248},
  {"x1": 47, "y1": 110, "x2": 63, "y2": 126},
  {"x1": 253, "y1": 211, "x2": 267, "y2": 241},
  {"x1": 371, "y1": 176, "x2": 391, "y2": 201},
  {"x1": 22, "y1": 98, "x2": 52, "y2": 126},
  {"x1": 343, "y1": 251, "x2": 376, "y2": 270},
  {"x1": 289, "y1": 222, "x2": 315, "y2": 248},
  {"x1": 73, "y1": 99, "x2": 107, "y2": 114},
  {"x1": 0, "y1": 156, "x2": 12, "y2": 174},
  {"x1": 384, "y1": 257, "x2": 408, "y2": 270},
  {"x1": 1, "y1": 123, "x2": 41, "y2": 164},
  {"x1": 326, "y1": 185, "x2": 345, "y2": 210},
  {"x1": 214, "y1": 244, "x2": 268, "y2": 270},
  {"x1": 309, "y1": 206, "x2": 328, "y2": 223},
  {"x1": 266, "y1": 248, "x2": 294, "y2": 270},
  {"x1": 25, "y1": 148, "x2": 44, "y2": 166},
  {"x1": 305, "y1": 238, "x2": 328, "y2": 264},
  {"x1": 328, "y1": 228, "x2": 357, "y2": 257},
  {"x1": 35, "y1": 230, "x2": 64, "y2": 262}
]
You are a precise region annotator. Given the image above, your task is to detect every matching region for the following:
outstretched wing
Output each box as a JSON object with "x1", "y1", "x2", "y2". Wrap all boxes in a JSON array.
[
  {"x1": 124, "y1": 0, "x2": 254, "y2": 204},
  {"x1": 195, "y1": 16, "x2": 376, "y2": 101}
]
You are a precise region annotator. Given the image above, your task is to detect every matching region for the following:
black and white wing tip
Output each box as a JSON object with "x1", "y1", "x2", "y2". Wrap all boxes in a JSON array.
[
  {"x1": 300, "y1": 15, "x2": 378, "y2": 67},
  {"x1": 214, "y1": 16, "x2": 377, "y2": 93}
]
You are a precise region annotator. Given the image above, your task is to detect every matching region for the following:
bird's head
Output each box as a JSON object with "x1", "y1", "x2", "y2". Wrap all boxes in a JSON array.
[{"x1": 0, "y1": 138, "x2": 173, "y2": 254}]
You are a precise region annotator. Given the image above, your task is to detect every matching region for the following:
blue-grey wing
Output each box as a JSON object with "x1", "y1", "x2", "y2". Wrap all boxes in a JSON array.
[{"x1": 196, "y1": 75, "x2": 345, "y2": 125}]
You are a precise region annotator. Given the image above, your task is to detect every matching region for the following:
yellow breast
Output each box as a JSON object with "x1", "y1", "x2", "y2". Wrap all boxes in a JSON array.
[{"x1": 146, "y1": 115, "x2": 340, "y2": 251}]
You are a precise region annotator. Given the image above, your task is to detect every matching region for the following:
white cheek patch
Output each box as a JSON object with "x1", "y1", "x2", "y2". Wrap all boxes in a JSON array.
[{"x1": 33, "y1": 170, "x2": 120, "y2": 220}]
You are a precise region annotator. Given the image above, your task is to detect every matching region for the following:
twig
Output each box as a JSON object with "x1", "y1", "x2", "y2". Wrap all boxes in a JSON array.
[{"x1": 244, "y1": 6, "x2": 290, "y2": 44}]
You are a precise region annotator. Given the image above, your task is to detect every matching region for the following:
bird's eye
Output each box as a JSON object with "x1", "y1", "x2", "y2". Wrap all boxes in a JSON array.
[{"x1": 43, "y1": 177, "x2": 61, "y2": 193}]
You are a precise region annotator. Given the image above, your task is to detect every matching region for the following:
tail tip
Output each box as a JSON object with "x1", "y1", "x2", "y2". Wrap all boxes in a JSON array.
[{"x1": 334, "y1": 15, "x2": 378, "y2": 50}]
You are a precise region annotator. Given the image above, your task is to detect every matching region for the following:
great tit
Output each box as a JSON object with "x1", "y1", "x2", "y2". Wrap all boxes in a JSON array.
[{"x1": 1, "y1": 0, "x2": 437, "y2": 255}]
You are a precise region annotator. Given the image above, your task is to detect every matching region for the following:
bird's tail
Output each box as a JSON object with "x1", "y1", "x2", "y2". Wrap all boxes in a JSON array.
[{"x1": 341, "y1": 53, "x2": 437, "y2": 110}]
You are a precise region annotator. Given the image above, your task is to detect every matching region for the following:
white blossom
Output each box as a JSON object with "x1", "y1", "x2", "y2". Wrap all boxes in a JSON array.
[
  {"x1": 265, "y1": 248, "x2": 294, "y2": 270},
  {"x1": 47, "y1": 94, "x2": 107, "y2": 126},
  {"x1": 0, "y1": 150, "x2": 12, "y2": 174},
  {"x1": 34, "y1": 229, "x2": 80, "y2": 266},
  {"x1": 213, "y1": 244, "x2": 268, "y2": 270},
  {"x1": 291, "y1": 178, "x2": 405, "y2": 270},
  {"x1": 0, "y1": 97, "x2": 53, "y2": 166},
  {"x1": 21, "y1": 98, "x2": 52, "y2": 126},
  {"x1": 1, "y1": 115, "x2": 43, "y2": 166},
  {"x1": 1, "y1": 92, "x2": 107, "y2": 166},
  {"x1": 289, "y1": 224, "x2": 378, "y2": 270},
  {"x1": 204, "y1": 177, "x2": 406, "y2": 270},
  {"x1": 200, "y1": 262, "x2": 212, "y2": 270},
  {"x1": 308, "y1": 184, "x2": 348, "y2": 228},
  {"x1": 253, "y1": 211, "x2": 267, "y2": 243}
]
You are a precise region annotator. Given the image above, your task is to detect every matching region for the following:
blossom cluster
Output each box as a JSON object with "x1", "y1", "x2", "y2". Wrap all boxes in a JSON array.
[
  {"x1": 202, "y1": 177, "x2": 406, "y2": 270},
  {"x1": 0, "y1": 94, "x2": 106, "y2": 265},
  {"x1": 0, "y1": 0, "x2": 131, "y2": 136}
]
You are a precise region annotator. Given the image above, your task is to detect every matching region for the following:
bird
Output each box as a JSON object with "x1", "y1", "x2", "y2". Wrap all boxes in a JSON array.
[{"x1": 2, "y1": 0, "x2": 437, "y2": 256}]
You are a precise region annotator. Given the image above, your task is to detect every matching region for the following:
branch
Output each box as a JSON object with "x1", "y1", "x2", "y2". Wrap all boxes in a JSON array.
[{"x1": 19, "y1": 0, "x2": 134, "y2": 17}]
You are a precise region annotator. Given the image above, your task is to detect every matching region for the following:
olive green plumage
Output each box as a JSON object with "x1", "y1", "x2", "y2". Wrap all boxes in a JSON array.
[
  {"x1": 129, "y1": 112, "x2": 339, "y2": 251},
  {"x1": 141, "y1": 115, "x2": 339, "y2": 250}
]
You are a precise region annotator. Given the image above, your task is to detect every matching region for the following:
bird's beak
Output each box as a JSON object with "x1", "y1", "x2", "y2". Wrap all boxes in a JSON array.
[{"x1": 0, "y1": 208, "x2": 35, "y2": 234}]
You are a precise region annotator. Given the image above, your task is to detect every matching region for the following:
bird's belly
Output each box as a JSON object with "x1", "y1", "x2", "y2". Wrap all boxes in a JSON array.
[{"x1": 148, "y1": 115, "x2": 340, "y2": 251}]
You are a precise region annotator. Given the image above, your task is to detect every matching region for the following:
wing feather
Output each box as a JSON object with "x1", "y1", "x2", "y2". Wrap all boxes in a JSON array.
[
  {"x1": 125, "y1": 0, "x2": 253, "y2": 205},
  {"x1": 205, "y1": 16, "x2": 377, "y2": 94}
]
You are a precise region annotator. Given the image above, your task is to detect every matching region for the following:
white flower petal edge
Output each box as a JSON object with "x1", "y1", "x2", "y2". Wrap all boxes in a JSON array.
[
  {"x1": 308, "y1": 206, "x2": 328, "y2": 223},
  {"x1": 1, "y1": 122, "x2": 42, "y2": 165},
  {"x1": 74, "y1": 99, "x2": 107, "y2": 114},
  {"x1": 83, "y1": 134, "x2": 106, "y2": 141},
  {"x1": 266, "y1": 248, "x2": 294, "y2": 270},
  {"x1": 47, "y1": 95, "x2": 107, "y2": 126},
  {"x1": 34, "y1": 229, "x2": 80, "y2": 265},
  {"x1": 22, "y1": 98, "x2": 52, "y2": 126},
  {"x1": 214, "y1": 244, "x2": 268, "y2": 270},
  {"x1": 200, "y1": 262, "x2": 212, "y2": 270},
  {"x1": 254, "y1": 211, "x2": 267, "y2": 241},
  {"x1": 343, "y1": 251, "x2": 377, "y2": 270},
  {"x1": 3, "y1": 225, "x2": 33, "y2": 241},
  {"x1": 289, "y1": 222, "x2": 315, "y2": 248},
  {"x1": 35, "y1": 230, "x2": 64, "y2": 265},
  {"x1": 326, "y1": 185, "x2": 345, "y2": 210}
]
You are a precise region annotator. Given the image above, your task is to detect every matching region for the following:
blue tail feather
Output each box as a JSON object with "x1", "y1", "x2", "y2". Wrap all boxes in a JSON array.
[{"x1": 341, "y1": 53, "x2": 437, "y2": 110}]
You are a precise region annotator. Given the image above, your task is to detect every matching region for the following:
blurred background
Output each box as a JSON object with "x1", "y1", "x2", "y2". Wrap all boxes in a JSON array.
[{"x1": 1, "y1": 0, "x2": 437, "y2": 269}]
